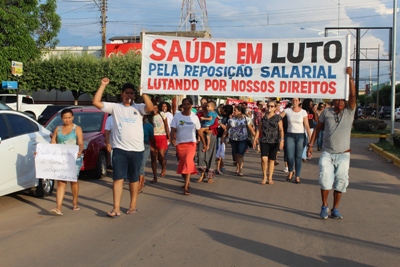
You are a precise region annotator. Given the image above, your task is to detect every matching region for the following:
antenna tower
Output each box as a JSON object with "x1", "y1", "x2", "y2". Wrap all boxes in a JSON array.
[{"x1": 178, "y1": 0, "x2": 209, "y2": 32}]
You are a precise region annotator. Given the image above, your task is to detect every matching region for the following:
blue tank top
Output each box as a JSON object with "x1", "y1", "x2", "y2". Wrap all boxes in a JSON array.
[{"x1": 57, "y1": 124, "x2": 78, "y2": 145}]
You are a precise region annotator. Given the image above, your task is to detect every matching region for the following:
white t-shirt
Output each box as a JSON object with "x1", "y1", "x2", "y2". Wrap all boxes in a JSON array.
[
  {"x1": 162, "y1": 111, "x2": 173, "y2": 132},
  {"x1": 170, "y1": 112, "x2": 200, "y2": 145},
  {"x1": 285, "y1": 108, "x2": 307, "y2": 134},
  {"x1": 102, "y1": 102, "x2": 147, "y2": 151},
  {"x1": 105, "y1": 115, "x2": 114, "y2": 146}
]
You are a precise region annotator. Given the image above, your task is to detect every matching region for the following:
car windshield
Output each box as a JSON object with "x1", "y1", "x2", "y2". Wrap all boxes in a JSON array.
[
  {"x1": 46, "y1": 112, "x2": 103, "y2": 133},
  {"x1": 0, "y1": 102, "x2": 11, "y2": 110}
]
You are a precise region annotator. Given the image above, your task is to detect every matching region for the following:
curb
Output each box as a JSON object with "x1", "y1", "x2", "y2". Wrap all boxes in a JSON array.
[
  {"x1": 351, "y1": 133, "x2": 391, "y2": 138},
  {"x1": 369, "y1": 143, "x2": 400, "y2": 168}
]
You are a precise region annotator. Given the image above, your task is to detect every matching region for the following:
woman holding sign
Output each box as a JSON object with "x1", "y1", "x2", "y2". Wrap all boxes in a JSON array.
[{"x1": 49, "y1": 109, "x2": 84, "y2": 216}]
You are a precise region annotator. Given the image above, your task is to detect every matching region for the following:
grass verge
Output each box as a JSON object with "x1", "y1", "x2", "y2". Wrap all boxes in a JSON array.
[{"x1": 374, "y1": 140, "x2": 400, "y2": 158}]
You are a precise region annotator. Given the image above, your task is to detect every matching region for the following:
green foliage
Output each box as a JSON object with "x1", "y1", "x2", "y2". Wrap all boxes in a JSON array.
[
  {"x1": 357, "y1": 94, "x2": 366, "y2": 106},
  {"x1": 369, "y1": 84, "x2": 400, "y2": 106},
  {"x1": 36, "y1": 0, "x2": 61, "y2": 50},
  {"x1": 21, "y1": 51, "x2": 142, "y2": 99},
  {"x1": 0, "y1": 0, "x2": 61, "y2": 81}
]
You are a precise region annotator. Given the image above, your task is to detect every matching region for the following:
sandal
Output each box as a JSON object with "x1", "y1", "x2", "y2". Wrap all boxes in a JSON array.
[
  {"x1": 215, "y1": 170, "x2": 223, "y2": 175},
  {"x1": 72, "y1": 206, "x2": 81, "y2": 211},
  {"x1": 150, "y1": 179, "x2": 158, "y2": 184},
  {"x1": 183, "y1": 189, "x2": 190, "y2": 195},
  {"x1": 126, "y1": 209, "x2": 138, "y2": 215},
  {"x1": 237, "y1": 172, "x2": 244, "y2": 177},
  {"x1": 259, "y1": 180, "x2": 267, "y2": 185},
  {"x1": 207, "y1": 178, "x2": 214, "y2": 184},
  {"x1": 107, "y1": 210, "x2": 120, "y2": 218},
  {"x1": 50, "y1": 208, "x2": 63, "y2": 216},
  {"x1": 160, "y1": 167, "x2": 166, "y2": 177},
  {"x1": 197, "y1": 172, "x2": 205, "y2": 183},
  {"x1": 267, "y1": 180, "x2": 275, "y2": 185}
]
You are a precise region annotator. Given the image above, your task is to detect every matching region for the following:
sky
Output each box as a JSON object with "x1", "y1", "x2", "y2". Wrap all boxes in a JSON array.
[{"x1": 56, "y1": 0, "x2": 400, "y2": 86}]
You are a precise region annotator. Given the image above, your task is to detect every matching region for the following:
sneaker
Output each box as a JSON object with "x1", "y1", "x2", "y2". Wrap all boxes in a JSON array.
[
  {"x1": 283, "y1": 167, "x2": 288, "y2": 173},
  {"x1": 331, "y1": 208, "x2": 343, "y2": 219},
  {"x1": 319, "y1": 206, "x2": 329, "y2": 219}
]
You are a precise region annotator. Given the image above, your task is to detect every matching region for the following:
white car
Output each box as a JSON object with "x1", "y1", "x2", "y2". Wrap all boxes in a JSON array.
[
  {"x1": 0, "y1": 110, "x2": 54, "y2": 197},
  {"x1": 396, "y1": 108, "x2": 400, "y2": 121}
]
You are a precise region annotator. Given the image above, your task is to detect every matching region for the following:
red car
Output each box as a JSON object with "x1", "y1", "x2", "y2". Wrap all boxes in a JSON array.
[{"x1": 45, "y1": 106, "x2": 110, "y2": 178}]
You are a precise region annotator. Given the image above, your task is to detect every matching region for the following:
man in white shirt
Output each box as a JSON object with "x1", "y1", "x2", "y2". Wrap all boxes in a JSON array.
[{"x1": 93, "y1": 78, "x2": 153, "y2": 218}]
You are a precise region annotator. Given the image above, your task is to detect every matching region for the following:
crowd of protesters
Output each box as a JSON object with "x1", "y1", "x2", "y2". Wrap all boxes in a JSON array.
[{"x1": 52, "y1": 67, "x2": 356, "y2": 220}]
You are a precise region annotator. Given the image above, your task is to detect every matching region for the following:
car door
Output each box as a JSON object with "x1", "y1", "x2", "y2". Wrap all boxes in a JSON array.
[
  {"x1": 0, "y1": 114, "x2": 19, "y2": 196},
  {"x1": 4, "y1": 114, "x2": 43, "y2": 189}
]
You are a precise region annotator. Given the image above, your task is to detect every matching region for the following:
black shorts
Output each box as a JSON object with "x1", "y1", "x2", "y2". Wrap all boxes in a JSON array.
[{"x1": 260, "y1": 142, "x2": 279, "y2": 160}]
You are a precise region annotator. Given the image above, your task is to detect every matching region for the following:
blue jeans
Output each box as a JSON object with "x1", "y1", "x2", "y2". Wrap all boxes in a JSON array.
[
  {"x1": 317, "y1": 130, "x2": 324, "y2": 149},
  {"x1": 286, "y1": 133, "x2": 305, "y2": 177},
  {"x1": 139, "y1": 143, "x2": 151, "y2": 176}
]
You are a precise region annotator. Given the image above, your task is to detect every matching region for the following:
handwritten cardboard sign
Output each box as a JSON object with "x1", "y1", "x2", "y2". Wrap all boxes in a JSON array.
[
  {"x1": 35, "y1": 143, "x2": 79, "y2": 182},
  {"x1": 141, "y1": 35, "x2": 351, "y2": 99}
]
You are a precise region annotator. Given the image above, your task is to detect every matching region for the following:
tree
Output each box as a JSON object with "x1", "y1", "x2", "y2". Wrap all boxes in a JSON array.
[
  {"x1": 21, "y1": 52, "x2": 143, "y2": 104},
  {"x1": 35, "y1": 0, "x2": 61, "y2": 50},
  {"x1": 0, "y1": 0, "x2": 60, "y2": 81}
]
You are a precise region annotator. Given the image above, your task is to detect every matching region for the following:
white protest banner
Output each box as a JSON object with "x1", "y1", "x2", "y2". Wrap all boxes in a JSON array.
[
  {"x1": 141, "y1": 35, "x2": 351, "y2": 99},
  {"x1": 35, "y1": 143, "x2": 79, "y2": 182}
]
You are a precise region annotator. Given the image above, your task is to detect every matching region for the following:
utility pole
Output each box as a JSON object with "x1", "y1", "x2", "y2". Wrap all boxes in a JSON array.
[
  {"x1": 93, "y1": 0, "x2": 107, "y2": 57},
  {"x1": 101, "y1": 0, "x2": 107, "y2": 58}
]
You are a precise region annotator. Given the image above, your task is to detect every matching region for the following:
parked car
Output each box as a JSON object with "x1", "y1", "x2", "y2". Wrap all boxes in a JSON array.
[
  {"x1": 0, "y1": 94, "x2": 51, "y2": 120},
  {"x1": 37, "y1": 105, "x2": 74, "y2": 125},
  {"x1": 0, "y1": 110, "x2": 54, "y2": 197},
  {"x1": 45, "y1": 106, "x2": 109, "y2": 178},
  {"x1": 395, "y1": 108, "x2": 400, "y2": 121},
  {"x1": 362, "y1": 106, "x2": 375, "y2": 116},
  {"x1": 0, "y1": 101, "x2": 36, "y2": 120},
  {"x1": 379, "y1": 106, "x2": 391, "y2": 119}
]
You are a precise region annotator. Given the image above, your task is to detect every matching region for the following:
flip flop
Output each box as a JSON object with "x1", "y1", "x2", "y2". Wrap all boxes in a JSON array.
[
  {"x1": 50, "y1": 208, "x2": 63, "y2": 216},
  {"x1": 237, "y1": 173, "x2": 244, "y2": 177},
  {"x1": 126, "y1": 209, "x2": 138, "y2": 215},
  {"x1": 267, "y1": 180, "x2": 275, "y2": 185},
  {"x1": 72, "y1": 206, "x2": 80, "y2": 211},
  {"x1": 259, "y1": 180, "x2": 267, "y2": 185},
  {"x1": 107, "y1": 210, "x2": 120, "y2": 218}
]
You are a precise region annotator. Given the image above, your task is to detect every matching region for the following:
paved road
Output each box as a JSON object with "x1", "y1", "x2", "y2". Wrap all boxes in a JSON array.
[{"x1": 0, "y1": 138, "x2": 399, "y2": 267}]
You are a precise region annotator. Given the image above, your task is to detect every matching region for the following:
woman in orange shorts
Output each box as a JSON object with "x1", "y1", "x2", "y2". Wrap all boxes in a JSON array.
[{"x1": 149, "y1": 103, "x2": 170, "y2": 183}]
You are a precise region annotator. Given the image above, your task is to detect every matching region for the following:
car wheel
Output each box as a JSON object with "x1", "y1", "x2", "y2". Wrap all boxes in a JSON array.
[
  {"x1": 33, "y1": 179, "x2": 54, "y2": 198},
  {"x1": 94, "y1": 151, "x2": 107, "y2": 179}
]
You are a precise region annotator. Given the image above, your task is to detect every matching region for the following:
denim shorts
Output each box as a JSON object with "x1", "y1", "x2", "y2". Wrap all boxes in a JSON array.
[
  {"x1": 112, "y1": 148, "x2": 144, "y2": 182},
  {"x1": 319, "y1": 151, "x2": 350, "y2": 192},
  {"x1": 229, "y1": 139, "x2": 247, "y2": 155}
]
